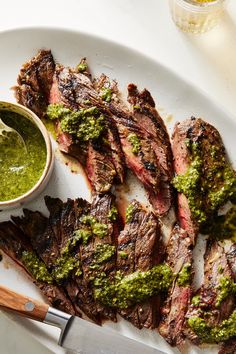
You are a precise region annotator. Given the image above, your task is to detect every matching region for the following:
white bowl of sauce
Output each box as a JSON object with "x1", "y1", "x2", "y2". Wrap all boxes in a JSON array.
[{"x1": 0, "y1": 101, "x2": 53, "y2": 209}]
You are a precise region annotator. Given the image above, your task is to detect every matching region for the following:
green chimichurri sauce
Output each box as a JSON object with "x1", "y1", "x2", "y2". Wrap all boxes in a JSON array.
[
  {"x1": 177, "y1": 263, "x2": 192, "y2": 286},
  {"x1": 188, "y1": 310, "x2": 236, "y2": 343},
  {"x1": 81, "y1": 215, "x2": 108, "y2": 238},
  {"x1": 172, "y1": 140, "x2": 236, "y2": 231},
  {"x1": 108, "y1": 206, "x2": 118, "y2": 222},
  {"x1": 0, "y1": 111, "x2": 46, "y2": 202},
  {"x1": 128, "y1": 133, "x2": 141, "y2": 154},
  {"x1": 52, "y1": 255, "x2": 81, "y2": 283},
  {"x1": 191, "y1": 295, "x2": 201, "y2": 306},
  {"x1": 46, "y1": 104, "x2": 105, "y2": 142},
  {"x1": 93, "y1": 264, "x2": 173, "y2": 309},
  {"x1": 21, "y1": 251, "x2": 53, "y2": 284},
  {"x1": 93, "y1": 244, "x2": 116, "y2": 264},
  {"x1": 215, "y1": 276, "x2": 236, "y2": 308},
  {"x1": 119, "y1": 251, "x2": 128, "y2": 259},
  {"x1": 76, "y1": 62, "x2": 88, "y2": 73},
  {"x1": 100, "y1": 87, "x2": 112, "y2": 102},
  {"x1": 125, "y1": 204, "x2": 136, "y2": 223}
]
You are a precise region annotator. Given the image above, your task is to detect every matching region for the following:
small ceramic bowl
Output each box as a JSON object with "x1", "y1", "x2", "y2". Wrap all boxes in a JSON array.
[{"x1": 0, "y1": 101, "x2": 54, "y2": 210}]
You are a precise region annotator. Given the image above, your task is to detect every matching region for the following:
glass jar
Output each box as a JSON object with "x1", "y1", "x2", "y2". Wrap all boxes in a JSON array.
[{"x1": 169, "y1": 0, "x2": 227, "y2": 34}]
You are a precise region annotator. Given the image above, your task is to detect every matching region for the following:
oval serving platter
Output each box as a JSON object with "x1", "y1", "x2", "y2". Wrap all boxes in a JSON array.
[{"x1": 0, "y1": 27, "x2": 235, "y2": 354}]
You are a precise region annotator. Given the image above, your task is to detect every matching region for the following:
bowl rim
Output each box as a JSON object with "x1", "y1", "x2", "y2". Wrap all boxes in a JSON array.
[{"x1": 0, "y1": 101, "x2": 53, "y2": 206}]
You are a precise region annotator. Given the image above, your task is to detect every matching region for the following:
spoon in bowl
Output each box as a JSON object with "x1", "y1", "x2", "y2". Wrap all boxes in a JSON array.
[{"x1": 0, "y1": 117, "x2": 27, "y2": 152}]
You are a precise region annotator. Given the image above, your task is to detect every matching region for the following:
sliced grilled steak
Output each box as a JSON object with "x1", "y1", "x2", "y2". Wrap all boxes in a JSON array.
[
  {"x1": 49, "y1": 64, "x2": 125, "y2": 192},
  {"x1": 127, "y1": 84, "x2": 174, "y2": 215},
  {"x1": 44, "y1": 196, "x2": 100, "y2": 323},
  {"x1": 12, "y1": 201, "x2": 82, "y2": 318},
  {"x1": 14, "y1": 50, "x2": 55, "y2": 117},
  {"x1": 185, "y1": 241, "x2": 235, "y2": 345},
  {"x1": 79, "y1": 193, "x2": 118, "y2": 322},
  {"x1": 95, "y1": 74, "x2": 174, "y2": 216},
  {"x1": 72, "y1": 197, "x2": 102, "y2": 323},
  {"x1": 172, "y1": 117, "x2": 236, "y2": 242},
  {"x1": 159, "y1": 225, "x2": 193, "y2": 346},
  {"x1": 117, "y1": 200, "x2": 161, "y2": 329},
  {"x1": 12, "y1": 209, "x2": 59, "y2": 268},
  {"x1": 0, "y1": 221, "x2": 74, "y2": 314}
]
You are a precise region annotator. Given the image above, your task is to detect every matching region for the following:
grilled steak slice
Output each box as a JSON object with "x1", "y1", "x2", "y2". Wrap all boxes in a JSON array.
[
  {"x1": 44, "y1": 196, "x2": 101, "y2": 323},
  {"x1": 127, "y1": 84, "x2": 174, "y2": 215},
  {"x1": 12, "y1": 202, "x2": 82, "y2": 318},
  {"x1": 172, "y1": 117, "x2": 236, "y2": 242},
  {"x1": 96, "y1": 76, "x2": 160, "y2": 191},
  {"x1": 185, "y1": 241, "x2": 235, "y2": 345},
  {"x1": 0, "y1": 221, "x2": 74, "y2": 314},
  {"x1": 79, "y1": 193, "x2": 118, "y2": 322},
  {"x1": 159, "y1": 225, "x2": 193, "y2": 346},
  {"x1": 117, "y1": 200, "x2": 161, "y2": 329},
  {"x1": 49, "y1": 64, "x2": 125, "y2": 191},
  {"x1": 12, "y1": 209, "x2": 59, "y2": 268},
  {"x1": 95, "y1": 74, "x2": 173, "y2": 216},
  {"x1": 14, "y1": 50, "x2": 55, "y2": 117},
  {"x1": 72, "y1": 198, "x2": 102, "y2": 323}
]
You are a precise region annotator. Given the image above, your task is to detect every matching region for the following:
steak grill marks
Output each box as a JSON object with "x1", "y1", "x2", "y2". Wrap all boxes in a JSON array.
[
  {"x1": 117, "y1": 200, "x2": 161, "y2": 329},
  {"x1": 159, "y1": 225, "x2": 193, "y2": 346},
  {"x1": 95, "y1": 74, "x2": 174, "y2": 216},
  {"x1": 11, "y1": 199, "x2": 83, "y2": 318},
  {"x1": 14, "y1": 50, "x2": 55, "y2": 118},
  {"x1": 0, "y1": 221, "x2": 75, "y2": 315}
]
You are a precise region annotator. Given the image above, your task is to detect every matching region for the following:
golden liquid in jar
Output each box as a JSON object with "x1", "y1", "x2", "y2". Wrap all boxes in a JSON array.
[{"x1": 169, "y1": 0, "x2": 226, "y2": 34}]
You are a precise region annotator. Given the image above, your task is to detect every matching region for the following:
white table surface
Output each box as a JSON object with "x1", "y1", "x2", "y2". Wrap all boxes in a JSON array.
[{"x1": 0, "y1": 1, "x2": 236, "y2": 353}]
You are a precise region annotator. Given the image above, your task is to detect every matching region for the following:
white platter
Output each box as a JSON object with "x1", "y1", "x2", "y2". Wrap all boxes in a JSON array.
[{"x1": 0, "y1": 27, "x2": 235, "y2": 354}]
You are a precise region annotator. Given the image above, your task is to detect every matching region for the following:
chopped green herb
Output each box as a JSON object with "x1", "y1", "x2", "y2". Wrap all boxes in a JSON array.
[
  {"x1": 21, "y1": 251, "x2": 53, "y2": 284},
  {"x1": 81, "y1": 215, "x2": 108, "y2": 238},
  {"x1": 92, "y1": 223, "x2": 108, "y2": 238},
  {"x1": 108, "y1": 206, "x2": 118, "y2": 222},
  {"x1": 46, "y1": 103, "x2": 70, "y2": 120},
  {"x1": 177, "y1": 263, "x2": 192, "y2": 287},
  {"x1": 52, "y1": 255, "x2": 80, "y2": 283},
  {"x1": 76, "y1": 62, "x2": 88, "y2": 73},
  {"x1": 188, "y1": 310, "x2": 236, "y2": 343},
  {"x1": 125, "y1": 204, "x2": 135, "y2": 223},
  {"x1": 94, "y1": 264, "x2": 173, "y2": 309},
  {"x1": 46, "y1": 104, "x2": 105, "y2": 142},
  {"x1": 73, "y1": 229, "x2": 92, "y2": 246},
  {"x1": 100, "y1": 87, "x2": 112, "y2": 102},
  {"x1": 119, "y1": 251, "x2": 128, "y2": 259},
  {"x1": 94, "y1": 244, "x2": 116, "y2": 264},
  {"x1": 216, "y1": 276, "x2": 236, "y2": 308},
  {"x1": 191, "y1": 295, "x2": 201, "y2": 306},
  {"x1": 128, "y1": 133, "x2": 141, "y2": 154}
]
